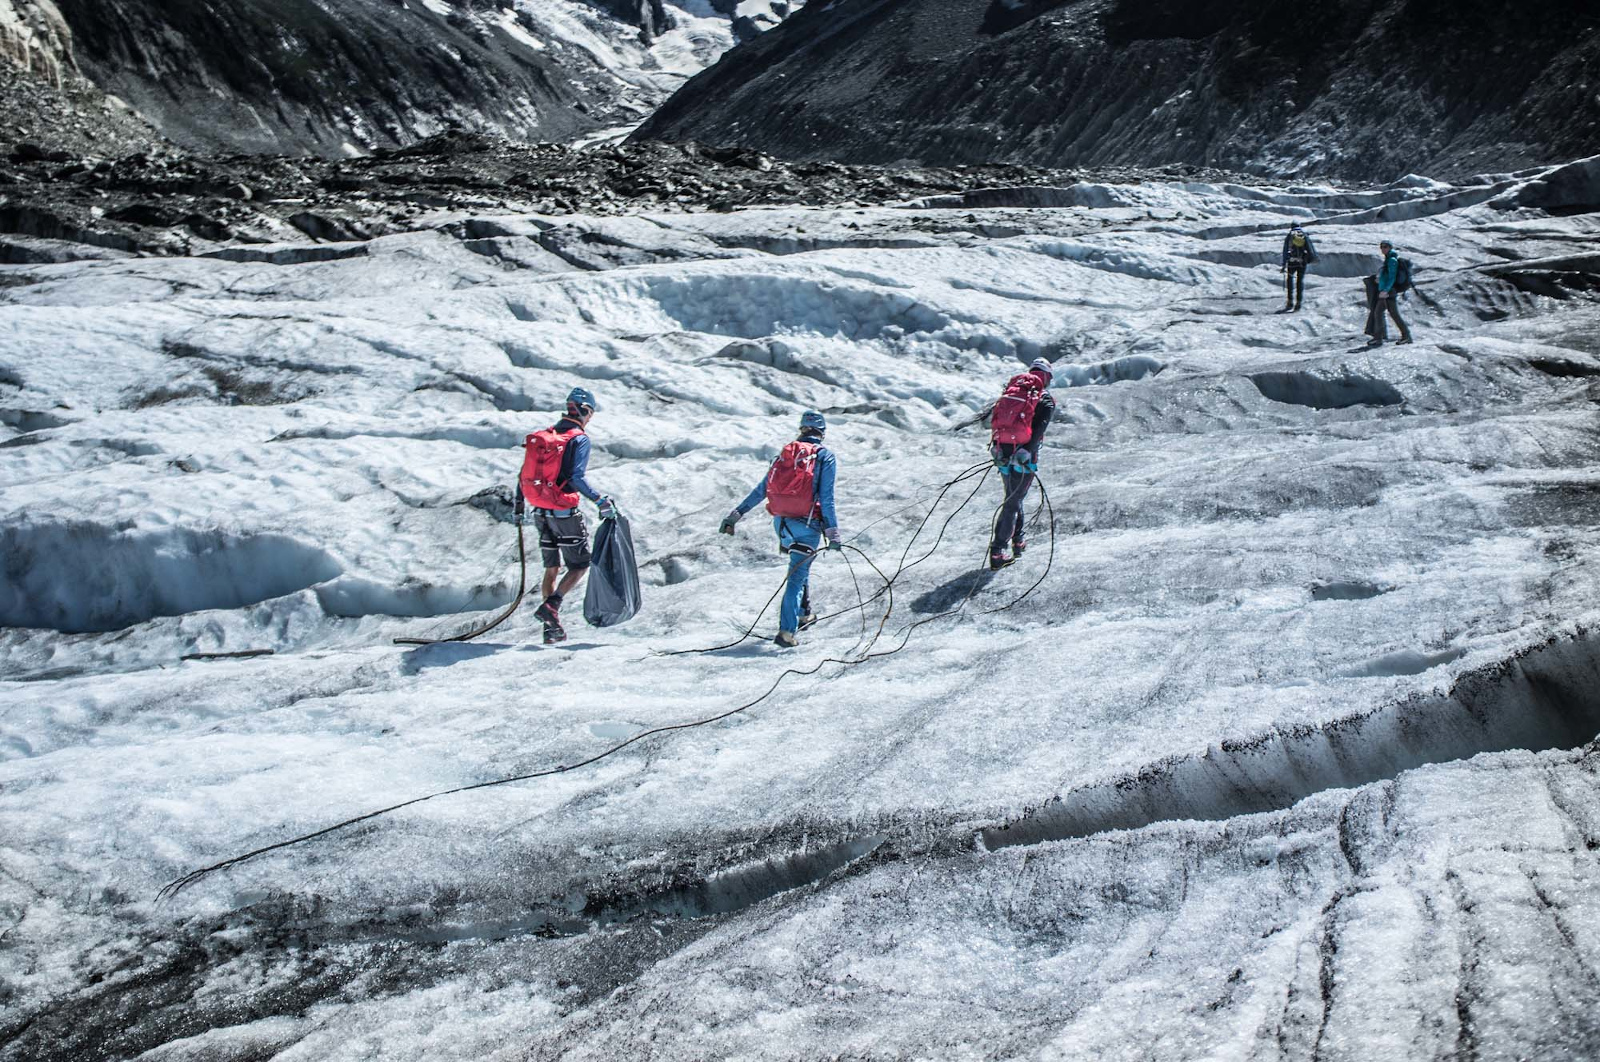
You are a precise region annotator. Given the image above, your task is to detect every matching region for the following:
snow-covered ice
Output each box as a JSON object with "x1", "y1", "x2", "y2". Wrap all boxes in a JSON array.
[{"x1": 2, "y1": 162, "x2": 1599, "y2": 1059}]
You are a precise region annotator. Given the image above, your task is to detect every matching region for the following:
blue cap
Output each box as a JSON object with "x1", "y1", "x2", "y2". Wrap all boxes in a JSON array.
[
  {"x1": 566, "y1": 386, "x2": 598, "y2": 413},
  {"x1": 799, "y1": 410, "x2": 827, "y2": 435}
]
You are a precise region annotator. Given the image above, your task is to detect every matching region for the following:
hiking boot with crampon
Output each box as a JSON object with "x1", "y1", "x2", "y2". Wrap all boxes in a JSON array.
[
  {"x1": 798, "y1": 612, "x2": 819, "y2": 630},
  {"x1": 774, "y1": 630, "x2": 799, "y2": 648},
  {"x1": 1012, "y1": 536, "x2": 1026, "y2": 558},
  {"x1": 989, "y1": 551, "x2": 1014, "y2": 571}
]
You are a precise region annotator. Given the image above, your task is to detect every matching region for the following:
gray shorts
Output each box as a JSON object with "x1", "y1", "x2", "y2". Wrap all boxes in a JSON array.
[{"x1": 532, "y1": 509, "x2": 590, "y2": 570}]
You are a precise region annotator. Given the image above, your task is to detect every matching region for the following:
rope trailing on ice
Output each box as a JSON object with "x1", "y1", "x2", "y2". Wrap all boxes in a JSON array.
[
  {"x1": 158, "y1": 473, "x2": 1057, "y2": 900},
  {"x1": 159, "y1": 543, "x2": 897, "y2": 901},
  {"x1": 393, "y1": 522, "x2": 528, "y2": 646},
  {"x1": 656, "y1": 461, "x2": 992, "y2": 657}
]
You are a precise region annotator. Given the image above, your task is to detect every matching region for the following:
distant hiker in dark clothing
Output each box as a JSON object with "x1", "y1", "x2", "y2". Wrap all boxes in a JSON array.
[
  {"x1": 1279, "y1": 225, "x2": 1317, "y2": 312},
  {"x1": 720, "y1": 410, "x2": 840, "y2": 648},
  {"x1": 987, "y1": 358, "x2": 1056, "y2": 570},
  {"x1": 516, "y1": 386, "x2": 619, "y2": 644},
  {"x1": 1365, "y1": 239, "x2": 1413, "y2": 347}
]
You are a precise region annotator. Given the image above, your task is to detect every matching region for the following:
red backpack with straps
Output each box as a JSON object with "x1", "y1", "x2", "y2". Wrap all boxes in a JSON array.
[
  {"x1": 520, "y1": 426, "x2": 584, "y2": 510},
  {"x1": 991, "y1": 372, "x2": 1045, "y2": 444},
  {"x1": 765, "y1": 440, "x2": 822, "y2": 519}
]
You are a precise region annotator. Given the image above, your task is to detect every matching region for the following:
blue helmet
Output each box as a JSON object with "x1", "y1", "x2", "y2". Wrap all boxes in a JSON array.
[
  {"x1": 566, "y1": 386, "x2": 598, "y2": 414},
  {"x1": 799, "y1": 410, "x2": 827, "y2": 435}
]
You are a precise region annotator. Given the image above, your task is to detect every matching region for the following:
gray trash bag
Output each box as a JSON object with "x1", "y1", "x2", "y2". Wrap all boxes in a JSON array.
[{"x1": 583, "y1": 513, "x2": 643, "y2": 627}]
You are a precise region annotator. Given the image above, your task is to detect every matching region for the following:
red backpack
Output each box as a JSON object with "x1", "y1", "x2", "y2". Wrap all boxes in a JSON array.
[
  {"x1": 520, "y1": 426, "x2": 584, "y2": 510},
  {"x1": 765, "y1": 440, "x2": 822, "y2": 519},
  {"x1": 991, "y1": 372, "x2": 1044, "y2": 444}
]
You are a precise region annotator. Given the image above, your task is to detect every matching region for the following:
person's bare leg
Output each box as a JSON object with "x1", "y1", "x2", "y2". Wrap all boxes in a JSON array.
[
  {"x1": 542, "y1": 567, "x2": 560, "y2": 600},
  {"x1": 556, "y1": 567, "x2": 586, "y2": 598}
]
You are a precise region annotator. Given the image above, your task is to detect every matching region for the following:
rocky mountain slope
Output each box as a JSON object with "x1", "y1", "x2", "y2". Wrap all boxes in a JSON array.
[
  {"x1": 36, "y1": 0, "x2": 797, "y2": 156},
  {"x1": 0, "y1": 0, "x2": 161, "y2": 157},
  {"x1": 638, "y1": 0, "x2": 1600, "y2": 181}
]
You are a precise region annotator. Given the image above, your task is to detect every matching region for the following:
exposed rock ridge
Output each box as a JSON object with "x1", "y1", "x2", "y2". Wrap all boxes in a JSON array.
[
  {"x1": 0, "y1": 0, "x2": 72, "y2": 88},
  {"x1": 40, "y1": 0, "x2": 802, "y2": 157},
  {"x1": 636, "y1": 0, "x2": 1600, "y2": 182}
]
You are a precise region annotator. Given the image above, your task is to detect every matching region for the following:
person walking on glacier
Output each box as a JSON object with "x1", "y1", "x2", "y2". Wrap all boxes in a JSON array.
[
  {"x1": 1365, "y1": 239, "x2": 1414, "y2": 347},
  {"x1": 1279, "y1": 225, "x2": 1318, "y2": 312},
  {"x1": 516, "y1": 386, "x2": 620, "y2": 644},
  {"x1": 988, "y1": 358, "x2": 1056, "y2": 570},
  {"x1": 719, "y1": 411, "x2": 840, "y2": 648}
]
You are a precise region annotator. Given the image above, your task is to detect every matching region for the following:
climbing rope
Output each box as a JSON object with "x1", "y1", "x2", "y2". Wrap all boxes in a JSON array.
[
  {"x1": 159, "y1": 542, "x2": 901, "y2": 901},
  {"x1": 159, "y1": 469, "x2": 1057, "y2": 899},
  {"x1": 393, "y1": 522, "x2": 528, "y2": 646},
  {"x1": 811, "y1": 462, "x2": 993, "y2": 626},
  {"x1": 656, "y1": 461, "x2": 992, "y2": 657}
]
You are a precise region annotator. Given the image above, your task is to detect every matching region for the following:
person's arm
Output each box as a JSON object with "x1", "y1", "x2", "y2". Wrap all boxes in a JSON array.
[
  {"x1": 563, "y1": 433, "x2": 603, "y2": 503},
  {"x1": 815, "y1": 449, "x2": 838, "y2": 531},
  {"x1": 1026, "y1": 393, "x2": 1056, "y2": 454},
  {"x1": 1306, "y1": 235, "x2": 1318, "y2": 263},
  {"x1": 722, "y1": 468, "x2": 770, "y2": 533},
  {"x1": 735, "y1": 474, "x2": 768, "y2": 515},
  {"x1": 1377, "y1": 253, "x2": 1397, "y2": 294},
  {"x1": 1281, "y1": 235, "x2": 1291, "y2": 268}
]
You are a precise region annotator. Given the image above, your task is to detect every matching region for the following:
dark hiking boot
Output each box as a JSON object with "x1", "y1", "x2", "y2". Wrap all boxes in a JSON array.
[
  {"x1": 535, "y1": 594, "x2": 565, "y2": 643},
  {"x1": 1365, "y1": 339, "x2": 1384, "y2": 349},
  {"x1": 534, "y1": 594, "x2": 563, "y2": 626},
  {"x1": 1012, "y1": 536, "x2": 1027, "y2": 558},
  {"x1": 989, "y1": 550, "x2": 1014, "y2": 571},
  {"x1": 1397, "y1": 335, "x2": 1414, "y2": 345},
  {"x1": 1276, "y1": 306, "x2": 1293, "y2": 314},
  {"x1": 798, "y1": 612, "x2": 820, "y2": 630},
  {"x1": 774, "y1": 630, "x2": 799, "y2": 648}
]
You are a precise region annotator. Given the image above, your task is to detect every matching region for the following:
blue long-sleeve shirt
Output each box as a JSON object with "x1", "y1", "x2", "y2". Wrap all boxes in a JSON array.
[
  {"x1": 555, "y1": 420, "x2": 603, "y2": 503},
  {"x1": 737, "y1": 442, "x2": 838, "y2": 529},
  {"x1": 1377, "y1": 249, "x2": 1400, "y2": 293}
]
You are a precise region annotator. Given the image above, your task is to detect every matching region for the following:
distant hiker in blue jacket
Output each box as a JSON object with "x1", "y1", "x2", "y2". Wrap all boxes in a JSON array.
[
  {"x1": 1365, "y1": 239, "x2": 1413, "y2": 347},
  {"x1": 515, "y1": 386, "x2": 620, "y2": 644},
  {"x1": 719, "y1": 411, "x2": 840, "y2": 648},
  {"x1": 1279, "y1": 225, "x2": 1317, "y2": 312}
]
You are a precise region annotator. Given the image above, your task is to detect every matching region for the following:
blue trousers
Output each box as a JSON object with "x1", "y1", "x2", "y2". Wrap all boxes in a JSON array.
[{"x1": 775, "y1": 517, "x2": 822, "y2": 634}]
